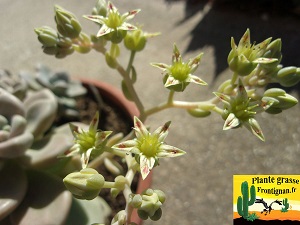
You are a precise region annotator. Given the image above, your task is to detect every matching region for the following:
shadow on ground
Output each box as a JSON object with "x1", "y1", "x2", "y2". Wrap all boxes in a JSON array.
[{"x1": 167, "y1": 0, "x2": 300, "y2": 95}]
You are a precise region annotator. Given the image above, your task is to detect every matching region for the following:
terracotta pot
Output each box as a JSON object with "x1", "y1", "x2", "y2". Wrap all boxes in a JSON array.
[{"x1": 80, "y1": 78, "x2": 152, "y2": 225}]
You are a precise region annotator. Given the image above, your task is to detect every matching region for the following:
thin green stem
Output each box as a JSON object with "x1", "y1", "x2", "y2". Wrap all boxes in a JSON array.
[
  {"x1": 126, "y1": 51, "x2": 136, "y2": 74},
  {"x1": 231, "y1": 72, "x2": 239, "y2": 85}
]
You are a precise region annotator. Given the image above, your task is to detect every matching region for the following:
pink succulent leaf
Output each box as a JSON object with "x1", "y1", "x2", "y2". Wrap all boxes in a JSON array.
[
  {"x1": 122, "y1": 9, "x2": 141, "y2": 20},
  {"x1": 97, "y1": 25, "x2": 113, "y2": 37},
  {"x1": 164, "y1": 76, "x2": 181, "y2": 87},
  {"x1": 153, "y1": 121, "x2": 171, "y2": 142},
  {"x1": 187, "y1": 74, "x2": 207, "y2": 86},
  {"x1": 223, "y1": 113, "x2": 240, "y2": 130},
  {"x1": 151, "y1": 63, "x2": 169, "y2": 71},
  {"x1": 83, "y1": 15, "x2": 105, "y2": 24},
  {"x1": 245, "y1": 118, "x2": 265, "y2": 141},
  {"x1": 133, "y1": 117, "x2": 149, "y2": 139},
  {"x1": 119, "y1": 22, "x2": 138, "y2": 31},
  {"x1": 157, "y1": 144, "x2": 186, "y2": 158},
  {"x1": 112, "y1": 140, "x2": 137, "y2": 152}
]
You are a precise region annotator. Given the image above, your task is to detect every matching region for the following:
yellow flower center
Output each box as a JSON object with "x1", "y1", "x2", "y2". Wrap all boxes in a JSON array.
[
  {"x1": 170, "y1": 62, "x2": 190, "y2": 81},
  {"x1": 106, "y1": 12, "x2": 123, "y2": 29},
  {"x1": 76, "y1": 130, "x2": 96, "y2": 152},
  {"x1": 138, "y1": 134, "x2": 160, "y2": 157}
]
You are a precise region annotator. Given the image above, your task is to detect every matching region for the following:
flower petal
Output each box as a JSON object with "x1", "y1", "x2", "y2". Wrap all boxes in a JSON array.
[
  {"x1": 97, "y1": 25, "x2": 113, "y2": 37},
  {"x1": 150, "y1": 63, "x2": 169, "y2": 71},
  {"x1": 188, "y1": 53, "x2": 203, "y2": 73},
  {"x1": 223, "y1": 113, "x2": 240, "y2": 130},
  {"x1": 157, "y1": 144, "x2": 186, "y2": 158},
  {"x1": 153, "y1": 121, "x2": 171, "y2": 142},
  {"x1": 238, "y1": 29, "x2": 250, "y2": 48},
  {"x1": 213, "y1": 92, "x2": 231, "y2": 105},
  {"x1": 172, "y1": 44, "x2": 182, "y2": 63},
  {"x1": 253, "y1": 57, "x2": 278, "y2": 64},
  {"x1": 83, "y1": 15, "x2": 105, "y2": 25},
  {"x1": 69, "y1": 123, "x2": 80, "y2": 137},
  {"x1": 133, "y1": 117, "x2": 148, "y2": 139},
  {"x1": 63, "y1": 145, "x2": 80, "y2": 157},
  {"x1": 118, "y1": 22, "x2": 137, "y2": 31},
  {"x1": 186, "y1": 74, "x2": 207, "y2": 86},
  {"x1": 112, "y1": 140, "x2": 137, "y2": 152},
  {"x1": 89, "y1": 111, "x2": 99, "y2": 132},
  {"x1": 164, "y1": 76, "x2": 181, "y2": 87},
  {"x1": 122, "y1": 9, "x2": 141, "y2": 20},
  {"x1": 107, "y1": 1, "x2": 118, "y2": 13},
  {"x1": 81, "y1": 148, "x2": 93, "y2": 168},
  {"x1": 140, "y1": 154, "x2": 152, "y2": 180},
  {"x1": 244, "y1": 118, "x2": 265, "y2": 141},
  {"x1": 95, "y1": 131, "x2": 112, "y2": 146}
]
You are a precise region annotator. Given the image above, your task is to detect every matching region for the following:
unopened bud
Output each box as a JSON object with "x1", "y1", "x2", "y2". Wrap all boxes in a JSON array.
[
  {"x1": 124, "y1": 29, "x2": 147, "y2": 51},
  {"x1": 55, "y1": 5, "x2": 82, "y2": 39},
  {"x1": 263, "y1": 88, "x2": 298, "y2": 114},
  {"x1": 63, "y1": 168, "x2": 105, "y2": 200},
  {"x1": 35, "y1": 26, "x2": 58, "y2": 47},
  {"x1": 92, "y1": 0, "x2": 107, "y2": 17},
  {"x1": 276, "y1": 66, "x2": 300, "y2": 87}
]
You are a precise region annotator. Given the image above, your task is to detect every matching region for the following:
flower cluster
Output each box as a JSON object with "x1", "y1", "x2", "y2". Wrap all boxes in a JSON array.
[{"x1": 32, "y1": 0, "x2": 299, "y2": 224}]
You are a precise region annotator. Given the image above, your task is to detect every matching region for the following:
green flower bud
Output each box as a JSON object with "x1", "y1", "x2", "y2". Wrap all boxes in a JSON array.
[
  {"x1": 92, "y1": 0, "x2": 107, "y2": 17},
  {"x1": 149, "y1": 207, "x2": 162, "y2": 221},
  {"x1": 153, "y1": 190, "x2": 166, "y2": 204},
  {"x1": 43, "y1": 46, "x2": 58, "y2": 56},
  {"x1": 187, "y1": 108, "x2": 211, "y2": 118},
  {"x1": 129, "y1": 194, "x2": 143, "y2": 208},
  {"x1": 105, "y1": 30, "x2": 127, "y2": 44},
  {"x1": 137, "y1": 209, "x2": 149, "y2": 220},
  {"x1": 35, "y1": 26, "x2": 58, "y2": 47},
  {"x1": 124, "y1": 29, "x2": 147, "y2": 51},
  {"x1": 55, "y1": 37, "x2": 74, "y2": 58},
  {"x1": 228, "y1": 53, "x2": 256, "y2": 76},
  {"x1": 263, "y1": 88, "x2": 298, "y2": 114},
  {"x1": 55, "y1": 5, "x2": 82, "y2": 39},
  {"x1": 114, "y1": 175, "x2": 128, "y2": 190},
  {"x1": 105, "y1": 52, "x2": 118, "y2": 69},
  {"x1": 276, "y1": 66, "x2": 300, "y2": 87},
  {"x1": 138, "y1": 189, "x2": 163, "y2": 218},
  {"x1": 262, "y1": 38, "x2": 282, "y2": 66},
  {"x1": 63, "y1": 168, "x2": 105, "y2": 200}
]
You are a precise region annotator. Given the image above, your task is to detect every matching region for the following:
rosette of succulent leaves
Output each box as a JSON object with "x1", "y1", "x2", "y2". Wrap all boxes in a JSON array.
[{"x1": 19, "y1": 64, "x2": 87, "y2": 121}]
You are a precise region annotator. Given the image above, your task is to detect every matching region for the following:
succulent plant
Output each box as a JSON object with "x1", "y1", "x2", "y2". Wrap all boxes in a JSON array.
[{"x1": 20, "y1": 64, "x2": 87, "y2": 121}]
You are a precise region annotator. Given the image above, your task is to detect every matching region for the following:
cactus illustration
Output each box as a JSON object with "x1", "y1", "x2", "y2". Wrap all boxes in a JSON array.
[
  {"x1": 281, "y1": 198, "x2": 289, "y2": 212},
  {"x1": 237, "y1": 181, "x2": 256, "y2": 219}
]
